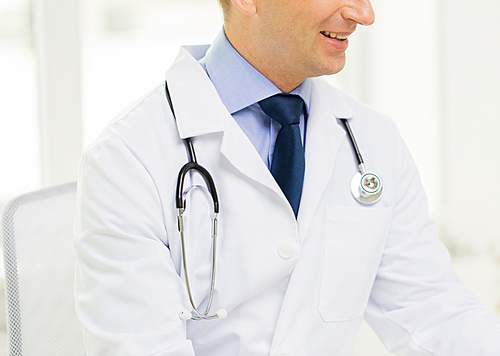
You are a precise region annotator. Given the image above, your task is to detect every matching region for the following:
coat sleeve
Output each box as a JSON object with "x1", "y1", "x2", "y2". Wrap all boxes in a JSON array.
[
  {"x1": 365, "y1": 131, "x2": 500, "y2": 355},
  {"x1": 74, "y1": 137, "x2": 196, "y2": 356}
]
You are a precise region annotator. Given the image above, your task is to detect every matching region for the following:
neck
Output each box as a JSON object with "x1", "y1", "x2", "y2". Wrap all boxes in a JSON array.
[{"x1": 224, "y1": 27, "x2": 305, "y2": 94}]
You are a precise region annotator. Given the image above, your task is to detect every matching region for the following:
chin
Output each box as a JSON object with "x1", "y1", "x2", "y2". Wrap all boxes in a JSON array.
[
  {"x1": 312, "y1": 56, "x2": 346, "y2": 77},
  {"x1": 313, "y1": 64, "x2": 346, "y2": 77}
]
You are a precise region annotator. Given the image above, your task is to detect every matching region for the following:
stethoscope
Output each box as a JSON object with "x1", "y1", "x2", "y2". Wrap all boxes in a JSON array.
[
  {"x1": 339, "y1": 119, "x2": 384, "y2": 204},
  {"x1": 164, "y1": 80, "x2": 383, "y2": 322}
]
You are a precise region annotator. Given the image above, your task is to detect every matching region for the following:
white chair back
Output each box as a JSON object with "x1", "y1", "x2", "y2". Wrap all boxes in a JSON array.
[{"x1": 2, "y1": 182, "x2": 85, "y2": 355}]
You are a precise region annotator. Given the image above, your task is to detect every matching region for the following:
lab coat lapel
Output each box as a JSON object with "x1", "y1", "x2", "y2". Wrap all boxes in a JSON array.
[
  {"x1": 166, "y1": 46, "x2": 288, "y2": 200},
  {"x1": 165, "y1": 46, "x2": 225, "y2": 138},
  {"x1": 297, "y1": 80, "x2": 355, "y2": 238},
  {"x1": 220, "y1": 115, "x2": 285, "y2": 199}
]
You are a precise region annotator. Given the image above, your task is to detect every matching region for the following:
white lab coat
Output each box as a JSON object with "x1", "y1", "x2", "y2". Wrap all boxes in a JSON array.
[{"x1": 74, "y1": 45, "x2": 500, "y2": 356}]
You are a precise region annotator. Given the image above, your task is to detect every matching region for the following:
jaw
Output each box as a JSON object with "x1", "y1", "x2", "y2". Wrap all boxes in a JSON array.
[
  {"x1": 305, "y1": 32, "x2": 349, "y2": 77},
  {"x1": 259, "y1": 33, "x2": 349, "y2": 90},
  {"x1": 310, "y1": 53, "x2": 347, "y2": 77},
  {"x1": 226, "y1": 22, "x2": 349, "y2": 90}
]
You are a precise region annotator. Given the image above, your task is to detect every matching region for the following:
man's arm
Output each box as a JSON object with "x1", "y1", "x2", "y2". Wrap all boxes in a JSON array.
[
  {"x1": 74, "y1": 137, "x2": 195, "y2": 356},
  {"x1": 365, "y1": 133, "x2": 500, "y2": 355}
]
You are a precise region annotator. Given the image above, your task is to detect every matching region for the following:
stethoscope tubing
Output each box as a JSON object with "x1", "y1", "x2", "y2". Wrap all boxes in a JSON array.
[
  {"x1": 178, "y1": 208, "x2": 219, "y2": 320},
  {"x1": 165, "y1": 79, "x2": 384, "y2": 321},
  {"x1": 340, "y1": 119, "x2": 364, "y2": 167}
]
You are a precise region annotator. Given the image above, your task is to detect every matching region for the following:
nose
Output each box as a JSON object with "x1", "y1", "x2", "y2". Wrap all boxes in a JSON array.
[{"x1": 341, "y1": 0, "x2": 375, "y2": 26}]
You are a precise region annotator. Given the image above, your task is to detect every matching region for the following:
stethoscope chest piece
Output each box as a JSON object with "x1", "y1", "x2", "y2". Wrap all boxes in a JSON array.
[{"x1": 350, "y1": 170, "x2": 383, "y2": 204}]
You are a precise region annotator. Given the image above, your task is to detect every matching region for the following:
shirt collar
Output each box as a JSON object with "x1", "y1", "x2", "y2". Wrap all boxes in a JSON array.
[{"x1": 200, "y1": 28, "x2": 311, "y2": 115}]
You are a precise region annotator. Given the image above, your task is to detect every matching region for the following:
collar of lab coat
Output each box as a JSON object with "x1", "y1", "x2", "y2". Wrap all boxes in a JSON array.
[
  {"x1": 165, "y1": 45, "x2": 227, "y2": 139},
  {"x1": 165, "y1": 45, "x2": 356, "y2": 140}
]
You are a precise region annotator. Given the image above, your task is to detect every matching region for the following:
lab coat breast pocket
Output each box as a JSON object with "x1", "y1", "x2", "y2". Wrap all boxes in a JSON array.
[{"x1": 319, "y1": 205, "x2": 393, "y2": 321}]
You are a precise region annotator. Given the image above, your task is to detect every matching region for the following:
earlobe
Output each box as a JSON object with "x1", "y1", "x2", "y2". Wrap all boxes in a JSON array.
[{"x1": 230, "y1": 0, "x2": 257, "y2": 16}]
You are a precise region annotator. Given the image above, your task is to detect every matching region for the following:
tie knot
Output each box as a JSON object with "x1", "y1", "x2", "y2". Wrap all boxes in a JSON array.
[{"x1": 259, "y1": 94, "x2": 304, "y2": 127}]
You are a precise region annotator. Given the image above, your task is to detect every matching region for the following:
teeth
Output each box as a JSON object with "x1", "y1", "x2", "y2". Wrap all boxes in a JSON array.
[{"x1": 321, "y1": 31, "x2": 349, "y2": 40}]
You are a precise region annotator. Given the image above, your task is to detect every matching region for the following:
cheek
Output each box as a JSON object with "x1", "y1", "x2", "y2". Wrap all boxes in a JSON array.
[{"x1": 271, "y1": 1, "x2": 313, "y2": 33}]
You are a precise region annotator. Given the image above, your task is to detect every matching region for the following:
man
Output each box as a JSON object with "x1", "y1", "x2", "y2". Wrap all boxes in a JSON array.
[{"x1": 74, "y1": 0, "x2": 500, "y2": 355}]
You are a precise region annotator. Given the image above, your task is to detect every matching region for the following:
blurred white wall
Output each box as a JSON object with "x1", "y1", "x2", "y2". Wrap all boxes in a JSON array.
[
  {"x1": 34, "y1": 0, "x2": 83, "y2": 186},
  {"x1": 439, "y1": 0, "x2": 500, "y2": 256},
  {"x1": 81, "y1": 0, "x2": 222, "y2": 145}
]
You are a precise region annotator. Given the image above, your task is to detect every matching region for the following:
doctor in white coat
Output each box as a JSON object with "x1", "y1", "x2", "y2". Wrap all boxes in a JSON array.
[{"x1": 74, "y1": 0, "x2": 500, "y2": 355}]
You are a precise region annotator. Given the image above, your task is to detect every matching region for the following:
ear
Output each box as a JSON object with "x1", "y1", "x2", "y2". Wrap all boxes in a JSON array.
[{"x1": 230, "y1": 0, "x2": 257, "y2": 16}]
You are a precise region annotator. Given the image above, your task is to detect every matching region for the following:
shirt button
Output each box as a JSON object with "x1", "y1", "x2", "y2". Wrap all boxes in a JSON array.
[
  {"x1": 277, "y1": 243, "x2": 294, "y2": 259},
  {"x1": 271, "y1": 347, "x2": 286, "y2": 356}
]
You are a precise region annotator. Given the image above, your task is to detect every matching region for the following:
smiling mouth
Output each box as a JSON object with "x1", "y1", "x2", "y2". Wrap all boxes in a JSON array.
[{"x1": 320, "y1": 31, "x2": 349, "y2": 41}]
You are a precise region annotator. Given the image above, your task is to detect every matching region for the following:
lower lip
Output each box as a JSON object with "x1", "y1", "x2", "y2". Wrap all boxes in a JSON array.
[{"x1": 321, "y1": 34, "x2": 349, "y2": 51}]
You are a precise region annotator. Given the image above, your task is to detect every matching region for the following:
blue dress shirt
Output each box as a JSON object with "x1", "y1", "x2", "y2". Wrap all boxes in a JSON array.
[{"x1": 199, "y1": 29, "x2": 311, "y2": 169}]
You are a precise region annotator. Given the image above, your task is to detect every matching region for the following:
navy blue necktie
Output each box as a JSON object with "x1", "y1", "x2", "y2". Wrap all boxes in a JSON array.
[{"x1": 259, "y1": 94, "x2": 305, "y2": 217}]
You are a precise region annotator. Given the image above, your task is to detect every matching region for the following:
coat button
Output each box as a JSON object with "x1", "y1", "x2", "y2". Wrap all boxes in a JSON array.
[
  {"x1": 277, "y1": 243, "x2": 294, "y2": 259},
  {"x1": 271, "y1": 347, "x2": 286, "y2": 356}
]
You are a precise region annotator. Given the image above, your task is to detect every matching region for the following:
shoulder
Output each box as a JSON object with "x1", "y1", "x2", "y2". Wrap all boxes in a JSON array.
[
  {"x1": 80, "y1": 82, "x2": 183, "y2": 177},
  {"x1": 310, "y1": 77, "x2": 399, "y2": 139},
  {"x1": 84, "y1": 83, "x2": 177, "y2": 154},
  {"x1": 94, "y1": 83, "x2": 168, "y2": 143}
]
